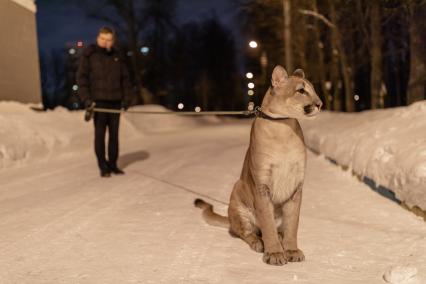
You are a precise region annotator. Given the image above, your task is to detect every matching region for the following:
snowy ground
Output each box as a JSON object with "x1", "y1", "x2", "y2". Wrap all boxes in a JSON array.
[{"x1": 0, "y1": 105, "x2": 425, "y2": 283}]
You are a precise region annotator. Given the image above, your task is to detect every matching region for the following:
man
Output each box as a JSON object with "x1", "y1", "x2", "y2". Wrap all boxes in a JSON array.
[{"x1": 77, "y1": 26, "x2": 133, "y2": 177}]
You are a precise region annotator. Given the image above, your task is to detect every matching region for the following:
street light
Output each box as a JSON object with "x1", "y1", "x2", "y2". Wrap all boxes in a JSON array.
[
  {"x1": 248, "y1": 90, "x2": 254, "y2": 96},
  {"x1": 248, "y1": 102, "x2": 255, "y2": 111},
  {"x1": 178, "y1": 103, "x2": 184, "y2": 110},
  {"x1": 249, "y1": 41, "x2": 258, "y2": 48},
  {"x1": 246, "y1": 72, "x2": 254, "y2": 79},
  {"x1": 248, "y1": 82, "x2": 255, "y2": 89},
  {"x1": 140, "y1": 46, "x2": 150, "y2": 55}
]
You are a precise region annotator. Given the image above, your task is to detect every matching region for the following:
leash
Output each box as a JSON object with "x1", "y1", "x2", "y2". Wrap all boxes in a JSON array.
[{"x1": 85, "y1": 105, "x2": 290, "y2": 121}]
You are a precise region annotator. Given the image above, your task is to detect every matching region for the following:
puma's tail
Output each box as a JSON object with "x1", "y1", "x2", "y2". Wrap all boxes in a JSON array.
[{"x1": 194, "y1": 198, "x2": 229, "y2": 228}]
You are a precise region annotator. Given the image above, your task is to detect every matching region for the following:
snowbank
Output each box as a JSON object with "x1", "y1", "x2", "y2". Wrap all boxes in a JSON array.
[
  {"x1": 0, "y1": 103, "x2": 219, "y2": 170},
  {"x1": 0, "y1": 101, "x2": 137, "y2": 170},
  {"x1": 0, "y1": 102, "x2": 88, "y2": 169},
  {"x1": 300, "y1": 101, "x2": 426, "y2": 211}
]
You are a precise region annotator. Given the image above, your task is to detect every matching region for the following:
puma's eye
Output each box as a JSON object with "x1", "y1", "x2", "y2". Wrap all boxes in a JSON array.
[{"x1": 297, "y1": 88, "x2": 306, "y2": 94}]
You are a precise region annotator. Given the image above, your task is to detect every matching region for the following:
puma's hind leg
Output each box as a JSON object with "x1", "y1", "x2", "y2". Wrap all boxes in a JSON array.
[
  {"x1": 229, "y1": 211, "x2": 264, "y2": 253},
  {"x1": 228, "y1": 190, "x2": 264, "y2": 253}
]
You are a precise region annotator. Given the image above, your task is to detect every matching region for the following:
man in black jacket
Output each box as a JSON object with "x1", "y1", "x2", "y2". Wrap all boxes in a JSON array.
[{"x1": 77, "y1": 26, "x2": 133, "y2": 177}]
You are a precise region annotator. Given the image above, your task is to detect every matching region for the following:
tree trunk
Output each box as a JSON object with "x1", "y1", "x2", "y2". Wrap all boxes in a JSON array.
[
  {"x1": 370, "y1": 0, "x2": 383, "y2": 109},
  {"x1": 328, "y1": 0, "x2": 354, "y2": 112},
  {"x1": 311, "y1": 0, "x2": 331, "y2": 110},
  {"x1": 125, "y1": 0, "x2": 142, "y2": 90},
  {"x1": 283, "y1": 0, "x2": 293, "y2": 72},
  {"x1": 407, "y1": 5, "x2": 426, "y2": 104}
]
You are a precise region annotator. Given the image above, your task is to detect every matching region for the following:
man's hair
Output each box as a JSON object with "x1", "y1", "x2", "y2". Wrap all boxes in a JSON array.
[{"x1": 98, "y1": 26, "x2": 115, "y2": 38}]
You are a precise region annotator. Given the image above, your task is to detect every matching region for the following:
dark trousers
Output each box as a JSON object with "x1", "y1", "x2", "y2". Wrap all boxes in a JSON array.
[{"x1": 93, "y1": 101, "x2": 121, "y2": 171}]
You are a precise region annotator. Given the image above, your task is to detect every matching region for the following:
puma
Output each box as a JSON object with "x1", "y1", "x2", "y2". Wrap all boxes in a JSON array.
[{"x1": 194, "y1": 65, "x2": 323, "y2": 266}]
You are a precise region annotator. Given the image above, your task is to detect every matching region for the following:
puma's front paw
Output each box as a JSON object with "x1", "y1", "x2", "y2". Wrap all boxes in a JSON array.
[
  {"x1": 283, "y1": 249, "x2": 305, "y2": 262},
  {"x1": 263, "y1": 251, "x2": 287, "y2": 266}
]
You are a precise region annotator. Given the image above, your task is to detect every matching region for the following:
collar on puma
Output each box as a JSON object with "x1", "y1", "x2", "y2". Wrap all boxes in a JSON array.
[{"x1": 254, "y1": 107, "x2": 290, "y2": 121}]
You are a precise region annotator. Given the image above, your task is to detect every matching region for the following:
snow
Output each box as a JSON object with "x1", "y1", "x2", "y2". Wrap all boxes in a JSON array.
[
  {"x1": 0, "y1": 102, "x2": 425, "y2": 283},
  {"x1": 383, "y1": 265, "x2": 418, "y2": 284},
  {"x1": 300, "y1": 101, "x2": 426, "y2": 211}
]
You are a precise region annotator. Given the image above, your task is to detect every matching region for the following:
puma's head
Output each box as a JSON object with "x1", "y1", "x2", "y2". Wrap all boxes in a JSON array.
[{"x1": 261, "y1": 65, "x2": 323, "y2": 119}]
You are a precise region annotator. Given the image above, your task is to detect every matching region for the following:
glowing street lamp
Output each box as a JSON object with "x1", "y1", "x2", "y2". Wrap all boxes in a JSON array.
[
  {"x1": 246, "y1": 72, "x2": 253, "y2": 79},
  {"x1": 248, "y1": 90, "x2": 254, "y2": 96},
  {"x1": 195, "y1": 106, "x2": 201, "y2": 112},
  {"x1": 248, "y1": 82, "x2": 255, "y2": 89},
  {"x1": 178, "y1": 103, "x2": 184, "y2": 110},
  {"x1": 140, "y1": 46, "x2": 150, "y2": 55},
  {"x1": 249, "y1": 41, "x2": 258, "y2": 48},
  {"x1": 248, "y1": 102, "x2": 255, "y2": 111}
]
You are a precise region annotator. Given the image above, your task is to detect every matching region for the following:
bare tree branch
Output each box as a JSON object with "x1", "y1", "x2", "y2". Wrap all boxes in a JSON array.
[{"x1": 299, "y1": 9, "x2": 335, "y2": 28}]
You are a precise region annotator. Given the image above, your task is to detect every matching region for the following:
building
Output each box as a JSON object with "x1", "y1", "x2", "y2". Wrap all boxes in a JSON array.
[{"x1": 0, "y1": 0, "x2": 41, "y2": 103}]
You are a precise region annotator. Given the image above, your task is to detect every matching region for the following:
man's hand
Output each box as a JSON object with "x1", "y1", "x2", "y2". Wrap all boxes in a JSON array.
[
  {"x1": 84, "y1": 99, "x2": 95, "y2": 110},
  {"x1": 121, "y1": 101, "x2": 129, "y2": 111},
  {"x1": 84, "y1": 100, "x2": 96, "y2": 122}
]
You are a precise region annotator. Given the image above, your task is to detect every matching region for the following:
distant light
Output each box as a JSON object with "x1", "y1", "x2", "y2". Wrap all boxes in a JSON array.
[
  {"x1": 248, "y1": 82, "x2": 255, "y2": 89},
  {"x1": 178, "y1": 103, "x2": 184, "y2": 110},
  {"x1": 248, "y1": 90, "x2": 254, "y2": 96},
  {"x1": 246, "y1": 72, "x2": 254, "y2": 79},
  {"x1": 77, "y1": 41, "x2": 84, "y2": 48},
  {"x1": 354, "y1": 94, "x2": 360, "y2": 101},
  {"x1": 140, "y1": 46, "x2": 150, "y2": 54},
  {"x1": 127, "y1": 51, "x2": 133, "y2": 57},
  {"x1": 195, "y1": 106, "x2": 201, "y2": 112},
  {"x1": 248, "y1": 102, "x2": 255, "y2": 111},
  {"x1": 72, "y1": 84, "x2": 78, "y2": 91},
  {"x1": 249, "y1": 41, "x2": 258, "y2": 48},
  {"x1": 69, "y1": 48, "x2": 76, "y2": 55}
]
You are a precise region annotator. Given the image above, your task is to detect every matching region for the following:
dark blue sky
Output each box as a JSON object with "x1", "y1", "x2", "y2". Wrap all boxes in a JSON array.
[{"x1": 36, "y1": 0, "x2": 241, "y2": 53}]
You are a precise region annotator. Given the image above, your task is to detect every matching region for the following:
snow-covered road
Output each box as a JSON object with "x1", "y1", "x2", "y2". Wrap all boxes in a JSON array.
[{"x1": 0, "y1": 121, "x2": 425, "y2": 284}]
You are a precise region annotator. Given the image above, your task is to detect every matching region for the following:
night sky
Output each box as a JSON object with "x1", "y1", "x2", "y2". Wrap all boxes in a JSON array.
[{"x1": 36, "y1": 0, "x2": 241, "y2": 53}]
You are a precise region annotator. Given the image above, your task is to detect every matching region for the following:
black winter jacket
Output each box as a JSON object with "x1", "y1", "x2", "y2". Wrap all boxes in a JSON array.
[{"x1": 76, "y1": 44, "x2": 132, "y2": 105}]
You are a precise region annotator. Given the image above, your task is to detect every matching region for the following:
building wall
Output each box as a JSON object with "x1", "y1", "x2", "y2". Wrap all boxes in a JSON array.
[{"x1": 0, "y1": 0, "x2": 41, "y2": 103}]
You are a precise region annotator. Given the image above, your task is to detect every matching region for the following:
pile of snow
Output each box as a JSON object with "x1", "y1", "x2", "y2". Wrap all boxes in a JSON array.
[
  {"x1": 0, "y1": 101, "x2": 137, "y2": 170},
  {"x1": 0, "y1": 102, "x2": 87, "y2": 169},
  {"x1": 125, "y1": 104, "x2": 221, "y2": 134},
  {"x1": 0, "y1": 102, "x2": 220, "y2": 170},
  {"x1": 300, "y1": 101, "x2": 426, "y2": 211}
]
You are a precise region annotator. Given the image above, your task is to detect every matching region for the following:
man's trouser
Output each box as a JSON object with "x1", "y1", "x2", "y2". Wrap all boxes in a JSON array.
[{"x1": 93, "y1": 100, "x2": 121, "y2": 171}]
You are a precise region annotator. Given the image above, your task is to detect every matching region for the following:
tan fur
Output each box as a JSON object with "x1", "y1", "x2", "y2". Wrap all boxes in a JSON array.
[{"x1": 194, "y1": 66, "x2": 323, "y2": 266}]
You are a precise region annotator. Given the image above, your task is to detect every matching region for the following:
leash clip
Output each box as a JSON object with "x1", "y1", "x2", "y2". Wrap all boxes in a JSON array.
[{"x1": 253, "y1": 106, "x2": 263, "y2": 118}]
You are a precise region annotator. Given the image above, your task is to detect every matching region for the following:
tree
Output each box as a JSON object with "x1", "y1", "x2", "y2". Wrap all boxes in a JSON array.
[
  {"x1": 168, "y1": 17, "x2": 241, "y2": 111},
  {"x1": 283, "y1": 0, "x2": 293, "y2": 72},
  {"x1": 370, "y1": 0, "x2": 384, "y2": 109},
  {"x1": 406, "y1": 0, "x2": 426, "y2": 104}
]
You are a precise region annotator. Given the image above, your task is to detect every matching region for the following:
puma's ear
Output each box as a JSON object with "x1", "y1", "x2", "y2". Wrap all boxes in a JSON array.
[
  {"x1": 271, "y1": 65, "x2": 288, "y2": 87},
  {"x1": 292, "y1": 69, "x2": 305, "y2": 79}
]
